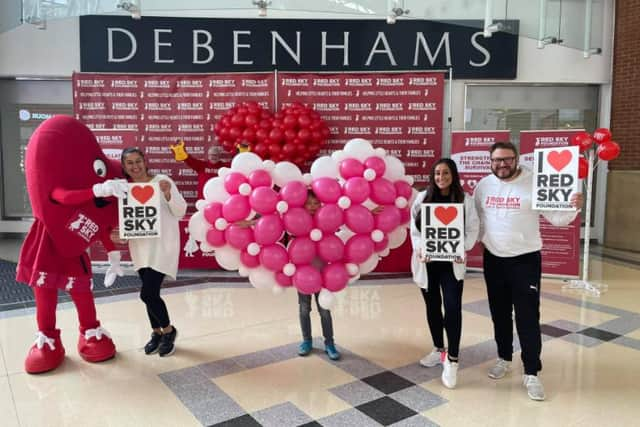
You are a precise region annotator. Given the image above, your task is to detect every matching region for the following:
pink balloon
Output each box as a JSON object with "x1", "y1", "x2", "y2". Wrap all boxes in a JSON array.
[
  {"x1": 339, "y1": 158, "x2": 364, "y2": 179},
  {"x1": 224, "y1": 225, "x2": 254, "y2": 250},
  {"x1": 314, "y1": 204, "x2": 344, "y2": 232},
  {"x1": 311, "y1": 178, "x2": 342, "y2": 204},
  {"x1": 394, "y1": 181, "x2": 412, "y2": 199},
  {"x1": 248, "y1": 169, "x2": 272, "y2": 188},
  {"x1": 364, "y1": 157, "x2": 386, "y2": 177},
  {"x1": 283, "y1": 207, "x2": 313, "y2": 236},
  {"x1": 288, "y1": 237, "x2": 316, "y2": 265},
  {"x1": 399, "y1": 207, "x2": 411, "y2": 224},
  {"x1": 345, "y1": 205, "x2": 374, "y2": 234},
  {"x1": 345, "y1": 235, "x2": 374, "y2": 264},
  {"x1": 293, "y1": 265, "x2": 323, "y2": 295},
  {"x1": 240, "y1": 250, "x2": 260, "y2": 268},
  {"x1": 370, "y1": 178, "x2": 397, "y2": 205},
  {"x1": 280, "y1": 181, "x2": 308, "y2": 207},
  {"x1": 323, "y1": 263, "x2": 349, "y2": 292},
  {"x1": 344, "y1": 177, "x2": 370, "y2": 204},
  {"x1": 260, "y1": 244, "x2": 289, "y2": 272},
  {"x1": 375, "y1": 206, "x2": 401, "y2": 232},
  {"x1": 222, "y1": 195, "x2": 251, "y2": 222},
  {"x1": 204, "y1": 202, "x2": 223, "y2": 225},
  {"x1": 374, "y1": 235, "x2": 389, "y2": 252},
  {"x1": 249, "y1": 187, "x2": 279, "y2": 214},
  {"x1": 317, "y1": 235, "x2": 345, "y2": 263},
  {"x1": 254, "y1": 214, "x2": 284, "y2": 245},
  {"x1": 206, "y1": 228, "x2": 226, "y2": 247},
  {"x1": 275, "y1": 272, "x2": 292, "y2": 287},
  {"x1": 224, "y1": 172, "x2": 248, "y2": 194}
]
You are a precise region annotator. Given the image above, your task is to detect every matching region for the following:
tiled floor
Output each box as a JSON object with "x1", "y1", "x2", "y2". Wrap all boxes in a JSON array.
[{"x1": 0, "y1": 256, "x2": 639, "y2": 426}]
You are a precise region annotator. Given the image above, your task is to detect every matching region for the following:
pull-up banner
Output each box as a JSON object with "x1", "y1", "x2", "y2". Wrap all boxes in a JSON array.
[{"x1": 79, "y1": 16, "x2": 519, "y2": 79}]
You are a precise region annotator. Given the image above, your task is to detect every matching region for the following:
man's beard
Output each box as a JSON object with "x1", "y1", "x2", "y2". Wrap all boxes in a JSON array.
[{"x1": 492, "y1": 164, "x2": 518, "y2": 180}]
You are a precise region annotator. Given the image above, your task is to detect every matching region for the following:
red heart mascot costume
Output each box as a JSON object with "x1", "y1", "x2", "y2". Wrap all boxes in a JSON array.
[{"x1": 16, "y1": 116, "x2": 127, "y2": 374}]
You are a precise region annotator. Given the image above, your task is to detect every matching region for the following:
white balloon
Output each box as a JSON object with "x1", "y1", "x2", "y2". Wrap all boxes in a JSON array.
[
  {"x1": 262, "y1": 160, "x2": 276, "y2": 171},
  {"x1": 343, "y1": 138, "x2": 374, "y2": 161},
  {"x1": 318, "y1": 289, "x2": 335, "y2": 310},
  {"x1": 337, "y1": 228, "x2": 355, "y2": 243},
  {"x1": 238, "y1": 266, "x2": 250, "y2": 277},
  {"x1": 188, "y1": 211, "x2": 208, "y2": 242},
  {"x1": 338, "y1": 196, "x2": 351, "y2": 210},
  {"x1": 346, "y1": 263, "x2": 359, "y2": 276},
  {"x1": 247, "y1": 242, "x2": 261, "y2": 256},
  {"x1": 195, "y1": 199, "x2": 207, "y2": 211},
  {"x1": 203, "y1": 177, "x2": 230, "y2": 203},
  {"x1": 238, "y1": 183, "x2": 252, "y2": 195},
  {"x1": 215, "y1": 246, "x2": 241, "y2": 270},
  {"x1": 395, "y1": 197, "x2": 408, "y2": 209},
  {"x1": 303, "y1": 173, "x2": 313, "y2": 186},
  {"x1": 283, "y1": 263, "x2": 296, "y2": 277},
  {"x1": 276, "y1": 200, "x2": 289, "y2": 213},
  {"x1": 348, "y1": 273, "x2": 361, "y2": 284},
  {"x1": 371, "y1": 229, "x2": 384, "y2": 242},
  {"x1": 405, "y1": 175, "x2": 415, "y2": 186},
  {"x1": 388, "y1": 227, "x2": 408, "y2": 249},
  {"x1": 231, "y1": 152, "x2": 264, "y2": 175},
  {"x1": 200, "y1": 242, "x2": 215, "y2": 253},
  {"x1": 331, "y1": 150, "x2": 346, "y2": 163},
  {"x1": 249, "y1": 266, "x2": 276, "y2": 290},
  {"x1": 374, "y1": 147, "x2": 386, "y2": 157},
  {"x1": 379, "y1": 248, "x2": 390, "y2": 257},
  {"x1": 272, "y1": 285, "x2": 285, "y2": 295},
  {"x1": 310, "y1": 156, "x2": 338, "y2": 180},
  {"x1": 310, "y1": 229, "x2": 323, "y2": 242},
  {"x1": 362, "y1": 198, "x2": 377, "y2": 210},
  {"x1": 273, "y1": 162, "x2": 303, "y2": 188},
  {"x1": 217, "y1": 167, "x2": 231, "y2": 179},
  {"x1": 215, "y1": 218, "x2": 228, "y2": 231},
  {"x1": 363, "y1": 168, "x2": 376, "y2": 181},
  {"x1": 359, "y1": 254, "x2": 379, "y2": 274},
  {"x1": 382, "y1": 156, "x2": 405, "y2": 181}
]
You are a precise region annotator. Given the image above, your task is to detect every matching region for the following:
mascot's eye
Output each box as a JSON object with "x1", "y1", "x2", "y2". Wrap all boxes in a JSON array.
[{"x1": 93, "y1": 159, "x2": 107, "y2": 178}]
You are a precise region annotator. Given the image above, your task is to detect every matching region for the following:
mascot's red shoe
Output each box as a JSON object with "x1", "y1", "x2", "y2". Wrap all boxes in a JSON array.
[
  {"x1": 25, "y1": 329, "x2": 66, "y2": 374},
  {"x1": 78, "y1": 326, "x2": 116, "y2": 363}
]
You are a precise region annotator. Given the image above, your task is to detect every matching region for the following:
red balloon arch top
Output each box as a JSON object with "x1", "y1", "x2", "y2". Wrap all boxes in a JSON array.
[
  {"x1": 213, "y1": 101, "x2": 331, "y2": 167},
  {"x1": 570, "y1": 128, "x2": 620, "y2": 179}
]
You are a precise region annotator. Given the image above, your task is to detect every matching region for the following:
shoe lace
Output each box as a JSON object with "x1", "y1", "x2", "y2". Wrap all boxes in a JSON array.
[
  {"x1": 33, "y1": 332, "x2": 56, "y2": 350},
  {"x1": 84, "y1": 326, "x2": 111, "y2": 341},
  {"x1": 497, "y1": 359, "x2": 510, "y2": 368}
]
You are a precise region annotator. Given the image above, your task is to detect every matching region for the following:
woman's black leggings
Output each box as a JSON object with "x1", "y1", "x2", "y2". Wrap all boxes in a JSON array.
[{"x1": 138, "y1": 268, "x2": 170, "y2": 329}]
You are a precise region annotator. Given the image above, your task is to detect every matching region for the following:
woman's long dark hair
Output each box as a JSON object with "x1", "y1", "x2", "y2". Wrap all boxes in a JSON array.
[
  {"x1": 414, "y1": 158, "x2": 464, "y2": 232},
  {"x1": 120, "y1": 147, "x2": 150, "y2": 180},
  {"x1": 423, "y1": 158, "x2": 465, "y2": 203}
]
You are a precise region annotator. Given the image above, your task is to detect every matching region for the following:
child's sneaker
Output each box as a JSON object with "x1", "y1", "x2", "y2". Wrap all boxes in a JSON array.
[
  {"x1": 298, "y1": 340, "x2": 312, "y2": 356},
  {"x1": 325, "y1": 343, "x2": 341, "y2": 361},
  {"x1": 441, "y1": 358, "x2": 458, "y2": 389},
  {"x1": 144, "y1": 332, "x2": 162, "y2": 355},
  {"x1": 420, "y1": 349, "x2": 445, "y2": 367},
  {"x1": 158, "y1": 327, "x2": 177, "y2": 357}
]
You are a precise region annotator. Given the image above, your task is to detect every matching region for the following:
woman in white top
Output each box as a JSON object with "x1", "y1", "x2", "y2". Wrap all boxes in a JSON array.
[
  {"x1": 409, "y1": 158, "x2": 479, "y2": 389},
  {"x1": 121, "y1": 147, "x2": 187, "y2": 357}
]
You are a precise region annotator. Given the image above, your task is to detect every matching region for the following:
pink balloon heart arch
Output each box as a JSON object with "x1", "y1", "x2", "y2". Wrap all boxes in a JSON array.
[{"x1": 188, "y1": 138, "x2": 416, "y2": 309}]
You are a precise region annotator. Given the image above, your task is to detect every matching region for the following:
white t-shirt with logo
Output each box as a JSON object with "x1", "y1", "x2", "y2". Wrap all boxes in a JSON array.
[{"x1": 474, "y1": 166, "x2": 578, "y2": 258}]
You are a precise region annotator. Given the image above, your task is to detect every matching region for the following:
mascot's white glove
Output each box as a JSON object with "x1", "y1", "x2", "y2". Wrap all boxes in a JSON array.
[
  {"x1": 104, "y1": 251, "x2": 124, "y2": 287},
  {"x1": 93, "y1": 179, "x2": 128, "y2": 199}
]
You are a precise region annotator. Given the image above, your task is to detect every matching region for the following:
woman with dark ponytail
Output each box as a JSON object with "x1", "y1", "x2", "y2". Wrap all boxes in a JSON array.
[{"x1": 409, "y1": 158, "x2": 479, "y2": 389}]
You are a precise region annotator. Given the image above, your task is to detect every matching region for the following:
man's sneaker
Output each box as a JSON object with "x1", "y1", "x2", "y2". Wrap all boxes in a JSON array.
[
  {"x1": 441, "y1": 358, "x2": 458, "y2": 389},
  {"x1": 144, "y1": 332, "x2": 162, "y2": 355},
  {"x1": 420, "y1": 349, "x2": 445, "y2": 367},
  {"x1": 325, "y1": 344, "x2": 341, "y2": 361},
  {"x1": 298, "y1": 340, "x2": 312, "y2": 356},
  {"x1": 158, "y1": 327, "x2": 177, "y2": 357},
  {"x1": 488, "y1": 358, "x2": 511, "y2": 379},
  {"x1": 523, "y1": 375, "x2": 546, "y2": 401}
]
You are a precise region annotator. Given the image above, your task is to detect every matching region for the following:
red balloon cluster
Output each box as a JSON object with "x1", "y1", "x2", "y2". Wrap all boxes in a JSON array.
[
  {"x1": 214, "y1": 101, "x2": 330, "y2": 166},
  {"x1": 571, "y1": 128, "x2": 620, "y2": 179}
]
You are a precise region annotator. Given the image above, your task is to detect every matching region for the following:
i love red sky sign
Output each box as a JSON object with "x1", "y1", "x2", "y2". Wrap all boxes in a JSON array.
[
  {"x1": 119, "y1": 182, "x2": 162, "y2": 239},
  {"x1": 420, "y1": 203, "x2": 465, "y2": 261},
  {"x1": 532, "y1": 146, "x2": 579, "y2": 211}
]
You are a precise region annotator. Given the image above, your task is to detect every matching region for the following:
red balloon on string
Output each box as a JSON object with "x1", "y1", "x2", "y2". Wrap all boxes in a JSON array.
[
  {"x1": 592, "y1": 128, "x2": 612, "y2": 144},
  {"x1": 571, "y1": 132, "x2": 593, "y2": 153},
  {"x1": 578, "y1": 157, "x2": 589, "y2": 179},
  {"x1": 597, "y1": 140, "x2": 620, "y2": 161}
]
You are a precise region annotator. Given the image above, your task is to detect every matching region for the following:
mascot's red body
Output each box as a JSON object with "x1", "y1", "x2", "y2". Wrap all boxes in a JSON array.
[{"x1": 16, "y1": 116, "x2": 123, "y2": 373}]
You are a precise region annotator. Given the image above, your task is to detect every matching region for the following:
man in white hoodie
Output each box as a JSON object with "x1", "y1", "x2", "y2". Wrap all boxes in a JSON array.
[{"x1": 474, "y1": 141, "x2": 583, "y2": 401}]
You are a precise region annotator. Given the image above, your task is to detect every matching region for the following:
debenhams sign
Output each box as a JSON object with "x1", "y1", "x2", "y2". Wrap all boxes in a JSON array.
[{"x1": 80, "y1": 16, "x2": 518, "y2": 79}]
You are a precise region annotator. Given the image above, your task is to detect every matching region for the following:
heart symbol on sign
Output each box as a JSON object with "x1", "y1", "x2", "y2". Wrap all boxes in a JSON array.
[
  {"x1": 131, "y1": 185, "x2": 154, "y2": 204},
  {"x1": 434, "y1": 206, "x2": 458, "y2": 225},
  {"x1": 547, "y1": 150, "x2": 572, "y2": 172}
]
